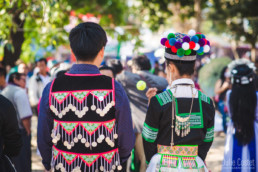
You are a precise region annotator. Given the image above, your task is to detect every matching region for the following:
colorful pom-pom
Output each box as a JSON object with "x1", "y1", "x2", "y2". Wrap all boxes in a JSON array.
[
  {"x1": 191, "y1": 36, "x2": 199, "y2": 43},
  {"x1": 183, "y1": 36, "x2": 190, "y2": 43},
  {"x1": 174, "y1": 41, "x2": 182, "y2": 49},
  {"x1": 197, "y1": 52, "x2": 204, "y2": 55},
  {"x1": 197, "y1": 47, "x2": 204, "y2": 54},
  {"x1": 189, "y1": 41, "x2": 196, "y2": 49},
  {"x1": 188, "y1": 29, "x2": 196, "y2": 36},
  {"x1": 196, "y1": 32, "x2": 202, "y2": 34},
  {"x1": 169, "y1": 38, "x2": 177, "y2": 46},
  {"x1": 182, "y1": 42, "x2": 190, "y2": 50},
  {"x1": 194, "y1": 43, "x2": 200, "y2": 51},
  {"x1": 171, "y1": 46, "x2": 177, "y2": 53},
  {"x1": 207, "y1": 40, "x2": 210, "y2": 46},
  {"x1": 203, "y1": 45, "x2": 210, "y2": 53},
  {"x1": 165, "y1": 40, "x2": 171, "y2": 48},
  {"x1": 160, "y1": 38, "x2": 167, "y2": 46},
  {"x1": 185, "y1": 49, "x2": 192, "y2": 55},
  {"x1": 167, "y1": 33, "x2": 175, "y2": 40},
  {"x1": 203, "y1": 38, "x2": 207, "y2": 45},
  {"x1": 198, "y1": 38, "x2": 205, "y2": 47},
  {"x1": 201, "y1": 34, "x2": 206, "y2": 39},
  {"x1": 196, "y1": 34, "x2": 202, "y2": 39},
  {"x1": 177, "y1": 48, "x2": 185, "y2": 57}
]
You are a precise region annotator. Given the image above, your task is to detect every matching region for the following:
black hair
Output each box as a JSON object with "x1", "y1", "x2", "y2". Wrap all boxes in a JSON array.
[
  {"x1": 0, "y1": 67, "x2": 6, "y2": 78},
  {"x1": 8, "y1": 72, "x2": 25, "y2": 84},
  {"x1": 106, "y1": 59, "x2": 123, "y2": 75},
  {"x1": 229, "y1": 64, "x2": 257, "y2": 145},
  {"x1": 37, "y1": 58, "x2": 47, "y2": 65},
  {"x1": 99, "y1": 65, "x2": 115, "y2": 77},
  {"x1": 69, "y1": 22, "x2": 107, "y2": 61},
  {"x1": 132, "y1": 55, "x2": 151, "y2": 71},
  {"x1": 166, "y1": 59, "x2": 195, "y2": 76},
  {"x1": 220, "y1": 66, "x2": 228, "y2": 83}
]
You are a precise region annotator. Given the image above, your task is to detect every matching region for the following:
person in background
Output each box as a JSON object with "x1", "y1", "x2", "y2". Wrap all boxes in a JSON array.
[
  {"x1": 106, "y1": 59, "x2": 123, "y2": 77},
  {"x1": 0, "y1": 95, "x2": 22, "y2": 172},
  {"x1": 18, "y1": 62, "x2": 30, "y2": 89},
  {"x1": 116, "y1": 55, "x2": 168, "y2": 172},
  {"x1": 99, "y1": 65, "x2": 115, "y2": 78},
  {"x1": 28, "y1": 58, "x2": 50, "y2": 115},
  {"x1": 222, "y1": 59, "x2": 258, "y2": 171},
  {"x1": 0, "y1": 68, "x2": 7, "y2": 93},
  {"x1": 38, "y1": 22, "x2": 135, "y2": 172},
  {"x1": 143, "y1": 31, "x2": 214, "y2": 171},
  {"x1": 1, "y1": 72, "x2": 32, "y2": 172},
  {"x1": 214, "y1": 66, "x2": 231, "y2": 132}
]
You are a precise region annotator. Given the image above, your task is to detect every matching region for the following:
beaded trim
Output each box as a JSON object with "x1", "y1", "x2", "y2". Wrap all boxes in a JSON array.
[
  {"x1": 52, "y1": 146, "x2": 122, "y2": 172},
  {"x1": 142, "y1": 122, "x2": 159, "y2": 143}
]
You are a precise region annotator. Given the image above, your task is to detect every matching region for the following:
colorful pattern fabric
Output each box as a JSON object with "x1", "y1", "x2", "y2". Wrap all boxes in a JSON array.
[
  {"x1": 204, "y1": 126, "x2": 214, "y2": 142},
  {"x1": 52, "y1": 146, "x2": 122, "y2": 171},
  {"x1": 161, "y1": 155, "x2": 178, "y2": 168},
  {"x1": 155, "y1": 90, "x2": 173, "y2": 106},
  {"x1": 142, "y1": 122, "x2": 158, "y2": 143},
  {"x1": 181, "y1": 157, "x2": 198, "y2": 169},
  {"x1": 52, "y1": 119, "x2": 118, "y2": 149},
  {"x1": 50, "y1": 89, "x2": 115, "y2": 118},
  {"x1": 157, "y1": 145, "x2": 198, "y2": 157}
]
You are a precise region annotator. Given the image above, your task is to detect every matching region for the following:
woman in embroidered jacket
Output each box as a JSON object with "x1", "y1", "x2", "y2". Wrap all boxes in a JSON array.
[
  {"x1": 142, "y1": 30, "x2": 215, "y2": 172},
  {"x1": 222, "y1": 59, "x2": 258, "y2": 171}
]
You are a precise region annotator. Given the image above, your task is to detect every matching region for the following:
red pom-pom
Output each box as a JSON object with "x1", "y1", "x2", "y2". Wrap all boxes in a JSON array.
[
  {"x1": 203, "y1": 38, "x2": 207, "y2": 45},
  {"x1": 165, "y1": 40, "x2": 171, "y2": 48},
  {"x1": 196, "y1": 32, "x2": 201, "y2": 35},
  {"x1": 189, "y1": 41, "x2": 196, "y2": 49},
  {"x1": 171, "y1": 46, "x2": 177, "y2": 53}
]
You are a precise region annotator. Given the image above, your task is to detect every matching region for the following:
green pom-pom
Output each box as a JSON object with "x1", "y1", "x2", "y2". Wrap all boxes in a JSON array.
[
  {"x1": 196, "y1": 34, "x2": 202, "y2": 39},
  {"x1": 167, "y1": 33, "x2": 175, "y2": 40},
  {"x1": 177, "y1": 48, "x2": 185, "y2": 57},
  {"x1": 185, "y1": 49, "x2": 192, "y2": 55},
  {"x1": 197, "y1": 52, "x2": 204, "y2": 55}
]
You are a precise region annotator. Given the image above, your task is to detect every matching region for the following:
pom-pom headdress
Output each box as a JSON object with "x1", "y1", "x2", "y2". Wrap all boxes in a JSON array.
[
  {"x1": 160, "y1": 29, "x2": 211, "y2": 61},
  {"x1": 228, "y1": 59, "x2": 256, "y2": 85}
]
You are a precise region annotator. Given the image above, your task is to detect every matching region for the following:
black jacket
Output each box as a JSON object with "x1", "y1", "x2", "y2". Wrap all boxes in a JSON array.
[{"x1": 0, "y1": 95, "x2": 22, "y2": 171}]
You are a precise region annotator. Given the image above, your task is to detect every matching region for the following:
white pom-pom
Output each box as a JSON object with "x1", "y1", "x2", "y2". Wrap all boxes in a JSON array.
[
  {"x1": 203, "y1": 45, "x2": 210, "y2": 53},
  {"x1": 182, "y1": 42, "x2": 190, "y2": 50},
  {"x1": 193, "y1": 43, "x2": 200, "y2": 50},
  {"x1": 188, "y1": 29, "x2": 196, "y2": 36}
]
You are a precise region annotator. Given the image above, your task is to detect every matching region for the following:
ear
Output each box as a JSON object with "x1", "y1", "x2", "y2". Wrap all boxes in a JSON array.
[{"x1": 99, "y1": 47, "x2": 105, "y2": 58}]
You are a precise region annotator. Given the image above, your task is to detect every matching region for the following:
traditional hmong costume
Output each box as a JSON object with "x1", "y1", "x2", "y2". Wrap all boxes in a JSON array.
[
  {"x1": 222, "y1": 59, "x2": 258, "y2": 172},
  {"x1": 142, "y1": 30, "x2": 215, "y2": 172},
  {"x1": 38, "y1": 64, "x2": 135, "y2": 172}
]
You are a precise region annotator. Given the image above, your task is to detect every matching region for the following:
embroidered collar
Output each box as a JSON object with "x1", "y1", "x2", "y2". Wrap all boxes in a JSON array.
[
  {"x1": 69, "y1": 64, "x2": 100, "y2": 74},
  {"x1": 171, "y1": 78, "x2": 194, "y2": 87}
]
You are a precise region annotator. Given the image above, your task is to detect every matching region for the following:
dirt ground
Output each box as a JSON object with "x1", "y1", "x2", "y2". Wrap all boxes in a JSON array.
[{"x1": 31, "y1": 116, "x2": 226, "y2": 172}]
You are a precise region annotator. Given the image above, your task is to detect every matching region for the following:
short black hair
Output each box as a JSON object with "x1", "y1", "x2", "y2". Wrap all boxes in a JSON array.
[
  {"x1": 132, "y1": 55, "x2": 151, "y2": 71},
  {"x1": 37, "y1": 58, "x2": 47, "y2": 65},
  {"x1": 166, "y1": 60, "x2": 195, "y2": 76},
  {"x1": 99, "y1": 65, "x2": 115, "y2": 77},
  {"x1": 106, "y1": 59, "x2": 123, "y2": 75},
  {"x1": 8, "y1": 72, "x2": 25, "y2": 84},
  {"x1": 69, "y1": 22, "x2": 107, "y2": 61},
  {"x1": 0, "y1": 68, "x2": 6, "y2": 78}
]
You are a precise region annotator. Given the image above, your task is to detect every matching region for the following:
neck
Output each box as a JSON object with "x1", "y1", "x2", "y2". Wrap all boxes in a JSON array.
[
  {"x1": 77, "y1": 60, "x2": 99, "y2": 67},
  {"x1": 40, "y1": 72, "x2": 47, "y2": 76}
]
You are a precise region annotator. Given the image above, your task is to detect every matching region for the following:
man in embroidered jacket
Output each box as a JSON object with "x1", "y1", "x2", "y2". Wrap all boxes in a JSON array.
[
  {"x1": 142, "y1": 32, "x2": 215, "y2": 171},
  {"x1": 38, "y1": 22, "x2": 135, "y2": 172}
]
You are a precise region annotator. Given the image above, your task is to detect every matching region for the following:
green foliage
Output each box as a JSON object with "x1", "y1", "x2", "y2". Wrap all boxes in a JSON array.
[
  {"x1": 0, "y1": 0, "x2": 131, "y2": 64},
  {"x1": 209, "y1": 0, "x2": 258, "y2": 46}
]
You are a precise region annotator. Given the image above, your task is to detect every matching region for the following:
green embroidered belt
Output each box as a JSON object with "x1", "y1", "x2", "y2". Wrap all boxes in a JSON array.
[{"x1": 157, "y1": 144, "x2": 198, "y2": 157}]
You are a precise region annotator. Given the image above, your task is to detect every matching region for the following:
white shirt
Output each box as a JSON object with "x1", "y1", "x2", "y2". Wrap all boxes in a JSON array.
[
  {"x1": 39, "y1": 74, "x2": 50, "y2": 87},
  {"x1": 169, "y1": 78, "x2": 199, "y2": 98}
]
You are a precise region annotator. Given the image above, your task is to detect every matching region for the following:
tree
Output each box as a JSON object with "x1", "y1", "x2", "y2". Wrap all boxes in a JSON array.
[
  {"x1": 135, "y1": 0, "x2": 208, "y2": 32},
  {"x1": 0, "y1": 0, "x2": 130, "y2": 66},
  {"x1": 209, "y1": 0, "x2": 258, "y2": 61}
]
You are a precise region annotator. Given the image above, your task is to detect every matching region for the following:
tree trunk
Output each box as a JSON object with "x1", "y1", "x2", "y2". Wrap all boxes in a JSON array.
[
  {"x1": 194, "y1": 0, "x2": 202, "y2": 32},
  {"x1": 231, "y1": 40, "x2": 239, "y2": 59},
  {"x1": 3, "y1": 11, "x2": 25, "y2": 67}
]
